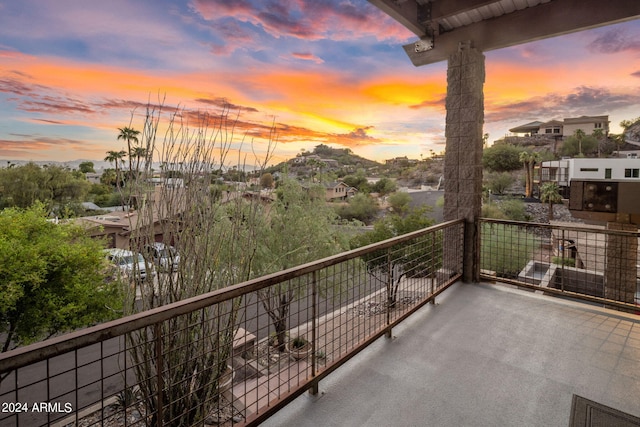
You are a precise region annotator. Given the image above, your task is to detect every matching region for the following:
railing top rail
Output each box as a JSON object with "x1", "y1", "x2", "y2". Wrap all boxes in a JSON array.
[
  {"x1": 0, "y1": 219, "x2": 464, "y2": 372},
  {"x1": 479, "y1": 217, "x2": 640, "y2": 238}
]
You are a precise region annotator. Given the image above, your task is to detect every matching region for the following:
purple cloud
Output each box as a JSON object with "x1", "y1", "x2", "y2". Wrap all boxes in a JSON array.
[
  {"x1": 194, "y1": 97, "x2": 259, "y2": 113},
  {"x1": 486, "y1": 86, "x2": 640, "y2": 123},
  {"x1": 587, "y1": 28, "x2": 640, "y2": 54},
  {"x1": 332, "y1": 126, "x2": 381, "y2": 147}
]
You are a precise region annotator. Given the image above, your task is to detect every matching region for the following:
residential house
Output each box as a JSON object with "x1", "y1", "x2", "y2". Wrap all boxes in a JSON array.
[
  {"x1": 346, "y1": 186, "x2": 358, "y2": 198},
  {"x1": 324, "y1": 181, "x2": 351, "y2": 201},
  {"x1": 538, "y1": 119, "x2": 564, "y2": 135},
  {"x1": 77, "y1": 185, "x2": 274, "y2": 249},
  {"x1": 509, "y1": 115, "x2": 609, "y2": 137},
  {"x1": 536, "y1": 157, "x2": 640, "y2": 197},
  {"x1": 385, "y1": 156, "x2": 418, "y2": 166},
  {"x1": 85, "y1": 172, "x2": 102, "y2": 184},
  {"x1": 291, "y1": 154, "x2": 336, "y2": 166},
  {"x1": 563, "y1": 115, "x2": 609, "y2": 136},
  {"x1": 77, "y1": 185, "x2": 181, "y2": 248}
]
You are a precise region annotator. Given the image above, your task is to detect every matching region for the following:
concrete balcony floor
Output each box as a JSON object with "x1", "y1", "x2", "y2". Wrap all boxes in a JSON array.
[{"x1": 264, "y1": 282, "x2": 640, "y2": 427}]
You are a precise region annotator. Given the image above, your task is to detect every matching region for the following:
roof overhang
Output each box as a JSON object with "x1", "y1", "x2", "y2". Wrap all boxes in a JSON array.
[
  {"x1": 368, "y1": 0, "x2": 640, "y2": 66},
  {"x1": 509, "y1": 121, "x2": 543, "y2": 133}
]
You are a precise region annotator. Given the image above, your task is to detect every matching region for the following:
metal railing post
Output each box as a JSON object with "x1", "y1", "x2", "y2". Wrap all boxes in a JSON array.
[
  {"x1": 155, "y1": 323, "x2": 163, "y2": 427},
  {"x1": 430, "y1": 231, "x2": 436, "y2": 304},
  {"x1": 560, "y1": 229, "x2": 565, "y2": 292},
  {"x1": 310, "y1": 271, "x2": 318, "y2": 395},
  {"x1": 386, "y1": 248, "x2": 392, "y2": 338}
]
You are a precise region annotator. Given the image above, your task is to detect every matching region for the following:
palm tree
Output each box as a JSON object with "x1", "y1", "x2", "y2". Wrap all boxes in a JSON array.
[
  {"x1": 592, "y1": 128, "x2": 605, "y2": 157},
  {"x1": 519, "y1": 151, "x2": 539, "y2": 198},
  {"x1": 130, "y1": 146, "x2": 148, "y2": 178},
  {"x1": 117, "y1": 127, "x2": 140, "y2": 177},
  {"x1": 540, "y1": 182, "x2": 562, "y2": 221},
  {"x1": 99, "y1": 168, "x2": 117, "y2": 187},
  {"x1": 104, "y1": 150, "x2": 127, "y2": 190},
  {"x1": 574, "y1": 129, "x2": 586, "y2": 157}
]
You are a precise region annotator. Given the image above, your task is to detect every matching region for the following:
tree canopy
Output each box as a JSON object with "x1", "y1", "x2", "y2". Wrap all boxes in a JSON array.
[
  {"x1": 79, "y1": 161, "x2": 95, "y2": 174},
  {"x1": 371, "y1": 177, "x2": 397, "y2": 196},
  {"x1": 255, "y1": 179, "x2": 352, "y2": 350},
  {"x1": 334, "y1": 193, "x2": 379, "y2": 224},
  {"x1": 482, "y1": 144, "x2": 522, "y2": 172},
  {"x1": 0, "y1": 162, "x2": 90, "y2": 213},
  {"x1": 0, "y1": 204, "x2": 122, "y2": 353},
  {"x1": 350, "y1": 206, "x2": 437, "y2": 307},
  {"x1": 387, "y1": 191, "x2": 412, "y2": 215}
]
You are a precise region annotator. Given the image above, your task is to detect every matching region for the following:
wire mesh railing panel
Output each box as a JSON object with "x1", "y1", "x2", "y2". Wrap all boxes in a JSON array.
[
  {"x1": 479, "y1": 219, "x2": 639, "y2": 312},
  {"x1": 0, "y1": 220, "x2": 464, "y2": 427}
]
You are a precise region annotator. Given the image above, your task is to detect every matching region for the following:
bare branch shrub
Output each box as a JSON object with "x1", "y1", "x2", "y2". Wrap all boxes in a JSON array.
[{"x1": 122, "y1": 101, "x2": 275, "y2": 426}]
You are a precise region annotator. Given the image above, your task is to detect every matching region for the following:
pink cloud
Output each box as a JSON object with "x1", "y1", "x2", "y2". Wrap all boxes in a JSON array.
[
  {"x1": 290, "y1": 52, "x2": 324, "y2": 64},
  {"x1": 190, "y1": 0, "x2": 412, "y2": 44}
]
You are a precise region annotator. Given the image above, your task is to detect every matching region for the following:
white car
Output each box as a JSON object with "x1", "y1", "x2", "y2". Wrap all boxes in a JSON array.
[
  {"x1": 144, "y1": 242, "x2": 180, "y2": 272},
  {"x1": 104, "y1": 248, "x2": 153, "y2": 281}
]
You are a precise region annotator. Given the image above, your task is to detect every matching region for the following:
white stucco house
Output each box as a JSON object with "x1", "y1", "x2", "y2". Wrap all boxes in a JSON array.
[{"x1": 536, "y1": 158, "x2": 640, "y2": 197}]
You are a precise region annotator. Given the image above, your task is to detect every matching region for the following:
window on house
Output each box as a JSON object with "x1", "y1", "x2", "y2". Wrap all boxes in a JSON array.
[
  {"x1": 624, "y1": 168, "x2": 640, "y2": 178},
  {"x1": 580, "y1": 168, "x2": 598, "y2": 172},
  {"x1": 553, "y1": 128, "x2": 561, "y2": 134},
  {"x1": 545, "y1": 129, "x2": 552, "y2": 134},
  {"x1": 605, "y1": 168, "x2": 612, "y2": 179},
  {"x1": 595, "y1": 123, "x2": 602, "y2": 128}
]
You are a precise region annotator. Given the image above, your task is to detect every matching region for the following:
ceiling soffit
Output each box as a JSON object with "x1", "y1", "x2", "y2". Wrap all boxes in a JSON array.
[{"x1": 368, "y1": 0, "x2": 640, "y2": 66}]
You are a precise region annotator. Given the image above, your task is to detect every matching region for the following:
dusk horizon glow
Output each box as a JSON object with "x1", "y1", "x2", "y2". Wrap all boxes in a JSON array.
[{"x1": 1, "y1": 0, "x2": 639, "y2": 167}]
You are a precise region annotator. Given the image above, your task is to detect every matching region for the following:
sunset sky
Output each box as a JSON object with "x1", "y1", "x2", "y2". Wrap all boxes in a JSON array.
[{"x1": 1, "y1": 0, "x2": 639, "y2": 167}]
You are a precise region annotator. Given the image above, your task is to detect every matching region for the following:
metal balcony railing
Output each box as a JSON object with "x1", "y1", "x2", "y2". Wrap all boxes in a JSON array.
[
  {"x1": 0, "y1": 220, "x2": 464, "y2": 427},
  {"x1": 479, "y1": 218, "x2": 640, "y2": 312}
]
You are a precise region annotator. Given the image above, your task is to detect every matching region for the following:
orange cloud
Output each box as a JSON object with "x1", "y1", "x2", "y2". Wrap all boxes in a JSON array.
[{"x1": 0, "y1": 136, "x2": 107, "y2": 160}]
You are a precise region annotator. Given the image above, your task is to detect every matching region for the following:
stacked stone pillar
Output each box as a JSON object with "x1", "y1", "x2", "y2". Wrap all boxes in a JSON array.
[
  {"x1": 443, "y1": 43, "x2": 485, "y2": 282},
  {"x1": 604, "y1": 221, "x2": 638, "y2": 305}
]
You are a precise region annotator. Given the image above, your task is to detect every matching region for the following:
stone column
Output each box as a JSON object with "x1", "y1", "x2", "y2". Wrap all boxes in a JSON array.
[
  {"x1": 604, "y1": 221, "x2": 638, "y2": 305},
  {"x1": 443, "y1": 42, "x2": 485, "y2": 282}
]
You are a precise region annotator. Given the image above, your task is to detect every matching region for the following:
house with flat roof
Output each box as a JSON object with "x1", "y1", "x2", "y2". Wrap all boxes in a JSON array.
[{"x1": 536, "y1": 158, "x2": 640, "y2": 197}]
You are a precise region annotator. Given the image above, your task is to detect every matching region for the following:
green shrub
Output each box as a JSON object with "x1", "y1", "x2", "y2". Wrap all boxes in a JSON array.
[
  {"x1": 552, "y1": 256, "x2": 576, "y2": 267},
  {"x1": 480, "y1": 223, "x2": 538, "y2": 278},
  {"x1": 334, "y1": 193, "x2": 379, "y2": 223},
  {"x1": 482, "y1": 199, "x2": 529, "y2": 222},
  {"x1": 499, "y1": 199, "x2": 529, "y2": 221},
  {"x1": 485, "y1": 172, "x2": 515, "y2": 195}
]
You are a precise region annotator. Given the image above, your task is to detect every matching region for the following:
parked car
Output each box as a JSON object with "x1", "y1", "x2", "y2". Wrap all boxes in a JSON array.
[
  {"x1": 144, "y1": 242, "x2": 180, "y2": 272},
  {"x1": 104, "y1": 248, "x2": 153, "y2": 281}
]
